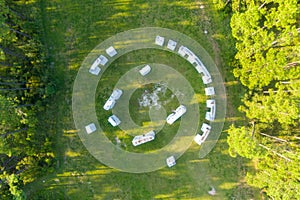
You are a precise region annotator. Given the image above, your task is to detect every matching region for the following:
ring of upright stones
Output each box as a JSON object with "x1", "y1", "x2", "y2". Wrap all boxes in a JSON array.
[{"x1": 72, "y1": 27, "x2": 226, "y2": 173}]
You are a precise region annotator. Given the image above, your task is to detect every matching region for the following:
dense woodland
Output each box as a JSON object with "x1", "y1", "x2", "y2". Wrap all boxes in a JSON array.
[
  {"x1": 225, "y1": 0, "x2": 300, "y2": 199},
  {"x1": 0, "y1": 0, "x2": 299, "y2": 199},
  {"x1": 0, "y1": 0, "x2": 55, "y2": 199}
]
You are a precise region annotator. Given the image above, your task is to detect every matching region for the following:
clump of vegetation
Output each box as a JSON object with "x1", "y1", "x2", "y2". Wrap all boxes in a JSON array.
[{"x1": 227, "y1": 0, "x2": 300, "y2": 199}]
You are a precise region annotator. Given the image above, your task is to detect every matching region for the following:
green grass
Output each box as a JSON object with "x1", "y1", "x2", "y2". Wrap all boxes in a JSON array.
[
  {"x1": 122, "y1": 83, "x2": 181, "y2": 152},
  {"x1": 24, "y1": 0, "x2": 259, "y2": 199},
  {"x1": 94, "y1": 49, "x2": 203, "y2": 154},
  {"x1": 97, "y1": 81, "x2": 182, "y2": 153}
]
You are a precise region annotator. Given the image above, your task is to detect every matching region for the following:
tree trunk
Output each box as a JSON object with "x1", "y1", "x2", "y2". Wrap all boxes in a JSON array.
[
  {"x1": 1, "y1": 155, "x2": 19, "y2": 172},
  {"x1": 224, "y1": 0, "x2": 231, "y2": 8},
  {"x1": 15, "y1": 167, "x2": 27, "y2": 175},
  {"x1": 294, "y1": 136, "x2": 300, "y2": 140},
  {"x1": 0, "y1": 44, "x2": 26, "y2": 59},
  {"x1": 15, "y1": 104, "x2": 34, "y2": 108},
  {"x1": 8, "y1": 7, "x2": 28, "y2": 21},
  {"x1": 259, "y1": 132, "x2": 287, "y2": 142},
  {"x1": 263, "y1": 90, "x2": 293, "y2": 94},
  {"x1": 1, "y1": 128, "x2": 28, "y2": 138},
  {"x1": 0, "y1": 61, "x2": 13, "y2": 67},
  {"x1": 258, "y1": 144, "x2": 291, "y2": 162},
  {"x1": 283, "y1": 61, "x2": 300, "y2": 69},
  {"x1": 251, "y1": 121, "x2": 255, "y2": 138},
  {"x1": 8, "y1": 26, "x2": 32, "y2": 39},
  {"x1": 0, "y1": 87, "x2": 30, "y2": 91},
  {"x1": 0, "y1": 76, "x2": 17, "y2": 80},
  {"x1": 0, "y1": 81, "x2": 26, "y2": 85}
]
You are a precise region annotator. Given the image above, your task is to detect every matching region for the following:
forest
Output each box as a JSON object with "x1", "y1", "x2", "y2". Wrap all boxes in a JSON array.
[
  {"x1": 0, "y1": 0, "x2": 299, "y2": 199},
  {"x1": 226, "y1": 0, "x2": 300, "y2": 199},
  {"x1": 0, "y1": 0, "x2": 55, "y2": 199}
]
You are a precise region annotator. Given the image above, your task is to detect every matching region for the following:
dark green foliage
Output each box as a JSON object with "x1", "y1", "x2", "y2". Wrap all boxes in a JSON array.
[{"x1": 0, "y1": 0, "x2": 55, "y2": 199}]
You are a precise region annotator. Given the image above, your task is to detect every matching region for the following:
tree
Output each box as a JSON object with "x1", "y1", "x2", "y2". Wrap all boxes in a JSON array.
[
  {"x1": 228, "y1": 0, "x2": 300, "y2": 199},
  {"x1": 240, "y1": 88, "x2": 299, "y2": 126},
  {"x1": 227, "y1": 125, "x2": 266, "y2": 158},
  {"x1": 0, "y1": 95, "x2": 21, "y2": 137},
  {"x1": 246, "y1": 151, "x2": 300, "y2": 199},
  {"x1": 230, "y1": 0, "x2": 300, "y2": 89},
  {"x1": 5, "y1": 173, "x2": 26, "y2": 200},
  {"x1": 0, "y1": 1, "x2": 55, "y2": 198},
  {"x1": 227, "y1": 123, "x2": 299, "y2": 199}
]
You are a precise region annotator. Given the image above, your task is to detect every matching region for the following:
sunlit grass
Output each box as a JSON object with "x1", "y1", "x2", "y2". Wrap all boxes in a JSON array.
[
  {"x1": 159, "y1": 170, "x2": 177, "y2": 177},
  {"x1": 77, "y1": 167, "x2": 115, "y2": 176},
  {"x1": 63, "y1": 129, "x2": 79, "y2": 134},
  {"x1": 65, "y1": 151, "x2": 81, "y2": 157},
  {"x1": 190, "y1": 93, "x2": 206, "y2": 104},
  {"x1": 219, "y1": 182, "x2": 238, "y2": 190},
  {"x1": 94, "y1": 49, "x2": 203, "y2": 154},
  {"x1": 110, "y1": 12, "x2": 133, "y2": 19},
  {"x1": 154, "y1": 193, "x2": 175, "y2": 199},
  {"x1": 225, "y1": 81, "x2": 239, "y2": 86},
  {"x1": 226, "y1": 116, "x2": 244, "y2": 122}
]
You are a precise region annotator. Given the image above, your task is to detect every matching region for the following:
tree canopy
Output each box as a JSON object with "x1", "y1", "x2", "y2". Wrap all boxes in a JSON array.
[
  {"x1": 231, "y1": 0, "x2": 300, "y2": 89},
  {"x1": 1, "y1": 0, "x2": 55, "y2": 199},
  {"x1": 228, "y1": 0, "x2": 300, "y2": 198}
]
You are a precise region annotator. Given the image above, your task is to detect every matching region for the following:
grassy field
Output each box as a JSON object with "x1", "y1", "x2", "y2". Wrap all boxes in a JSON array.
[
  {"x1": 24, "y1": 0, "x2": 258, "y2": 199},
  {"x1": 94, "y1": 49, "x2": 205, "y2": 154}
]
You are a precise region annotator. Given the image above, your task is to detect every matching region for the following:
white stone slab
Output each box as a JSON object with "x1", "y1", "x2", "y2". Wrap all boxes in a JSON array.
[
  {"x1": 139, "y1": 65, "x2": 151, "y2": 76},
  {"x1": 106, "y1": 46, "x2": 117, "y2": 57},
  {"x1": 167, "y1": 39, "x2": 177, "y2": 51},
  {"x1": 85, "y1": 123, "x2": 96, "y2": 134},
  {"x1": 155, "y1": 35, "x2": 165, "y2": 46},
  {"x1": 205, "y1": 87, "x2": 215, "y2": 95},
  {"x1": 166, "y1": 156, "x2": 176, "y2": 167}
]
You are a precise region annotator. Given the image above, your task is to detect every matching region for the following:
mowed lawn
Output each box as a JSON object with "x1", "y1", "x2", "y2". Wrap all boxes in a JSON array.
[{"x1": 24, "y1": 0, "x2": 258, "y2": 199}]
